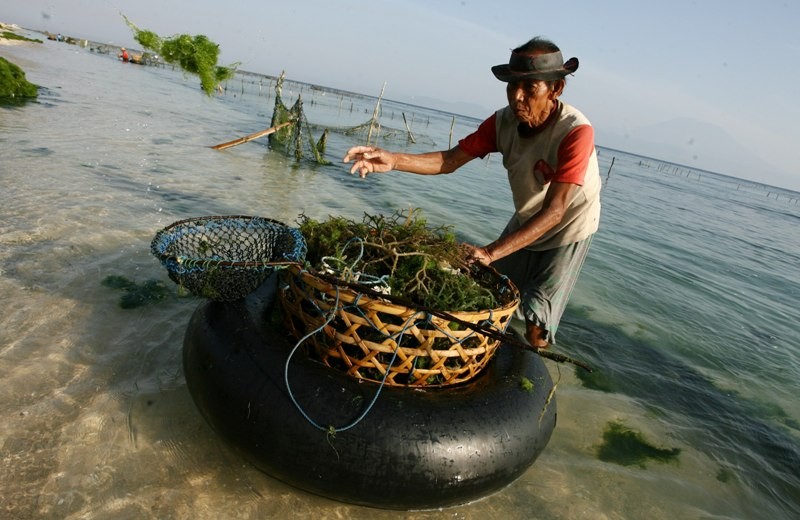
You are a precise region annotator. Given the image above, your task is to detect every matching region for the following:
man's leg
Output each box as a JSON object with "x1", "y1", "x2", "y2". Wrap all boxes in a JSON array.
[
  {"x1": 526, "y1": 322, "x2": 550, "y2": 349},
  {"x1": 493, "y1": 236, "x2": 594, "y2": 349}
]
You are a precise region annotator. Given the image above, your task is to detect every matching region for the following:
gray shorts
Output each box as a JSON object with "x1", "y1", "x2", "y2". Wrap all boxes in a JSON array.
[{"x1": 491, "y1": 236, "x2": 593, "y2": 345}]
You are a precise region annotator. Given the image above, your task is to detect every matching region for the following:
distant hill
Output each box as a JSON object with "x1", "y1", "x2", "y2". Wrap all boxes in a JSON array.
[{"x1": 596, "y1": 117, "x2": 797, "y2": 190}]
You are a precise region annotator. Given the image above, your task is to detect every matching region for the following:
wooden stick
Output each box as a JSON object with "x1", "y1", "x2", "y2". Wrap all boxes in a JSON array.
[
  {"x1": 401, "y1": 113, "x2": 416, "y2": 144},
  {"x1": 366, "y1": 82, "x2": 386, "y2": 146},
  {"x1": 211, "y1": 121, "x2": 294, "y2": 150}
]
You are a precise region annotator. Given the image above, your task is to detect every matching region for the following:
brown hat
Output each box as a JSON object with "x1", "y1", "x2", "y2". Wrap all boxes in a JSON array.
[{"x1": 491, "y1": 50, "x2": 578, "y2": 82}]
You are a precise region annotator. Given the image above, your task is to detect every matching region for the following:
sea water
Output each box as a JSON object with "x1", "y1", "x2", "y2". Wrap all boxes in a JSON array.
[{"x1": 1, "y1": 38, "x2": 799, "y2": 520}]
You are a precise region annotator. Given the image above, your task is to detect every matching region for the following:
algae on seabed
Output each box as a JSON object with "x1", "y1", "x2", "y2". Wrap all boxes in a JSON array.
[{"x1": 596, "y1": 420, "x2": 681, "y2": 468}]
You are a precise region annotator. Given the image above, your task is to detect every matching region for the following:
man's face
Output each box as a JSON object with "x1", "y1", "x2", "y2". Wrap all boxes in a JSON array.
[{"x1": 506, "y1": 78, "x2": 553, "y2": 127}]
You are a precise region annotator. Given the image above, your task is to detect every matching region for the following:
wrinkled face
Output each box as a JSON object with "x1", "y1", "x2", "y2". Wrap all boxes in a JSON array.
[{"x1": 506, "y1": 78, "x2": 555, "y2": 127}]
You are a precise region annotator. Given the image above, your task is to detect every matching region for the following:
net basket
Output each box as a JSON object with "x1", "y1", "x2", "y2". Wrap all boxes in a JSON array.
[
  {"x1": 279, "y1": 264, "x2": 519, "y2": 387},
  {"x1": 151, "y1": 215, "x2": 306, "y2": 301}
]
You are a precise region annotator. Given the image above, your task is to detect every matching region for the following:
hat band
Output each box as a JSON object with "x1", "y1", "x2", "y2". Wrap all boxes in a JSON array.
[{"x1": 509, "y1": 51, "x2": 564, "y2": 73}]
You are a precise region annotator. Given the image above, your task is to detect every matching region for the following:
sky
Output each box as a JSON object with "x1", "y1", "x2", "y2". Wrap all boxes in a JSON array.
[{"x1": 3, "y1": 0, "x2": 800, "y2": 191}]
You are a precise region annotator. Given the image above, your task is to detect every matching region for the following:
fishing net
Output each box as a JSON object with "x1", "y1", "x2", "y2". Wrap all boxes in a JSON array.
[
  {"x1": 269, "y1": 73, "x2": 329, "y2": 164},
  {"x1": 318, "y1": 115, "x2": 438, "y2": 148},
  {"x1": 151, "y1": 215, "x2": 306, "y2": 301},
  {"x1": 266, "y1": 73, "x2": 435, "y2": 163}
]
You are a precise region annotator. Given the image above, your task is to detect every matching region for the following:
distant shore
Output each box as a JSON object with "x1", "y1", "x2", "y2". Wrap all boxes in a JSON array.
[{"x1": 1, "y1": 21, "x2": 28, "y2": 45}]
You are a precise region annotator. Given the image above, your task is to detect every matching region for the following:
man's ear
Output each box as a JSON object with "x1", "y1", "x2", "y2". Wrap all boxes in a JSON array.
[{"x1": 550, "y1": 79, "x2": 566, "y2": 98}]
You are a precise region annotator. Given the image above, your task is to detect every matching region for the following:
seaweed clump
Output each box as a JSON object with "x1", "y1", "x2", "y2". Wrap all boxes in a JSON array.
[
  {"x1": 297, "y1": 209, "x2": 501, "y2": 312},
  {"x1": 596, "y1": 421, "x2": 681, "y2": 468},
  {"x1": 123, "y1": 15, "x2": 237, "y2": 96},
  {"x1": 102, "y1": 275, "x2": 170, "y2": 309},
  {"x1": 0, "y1": 57, "x2": 38, "y2": 101}
]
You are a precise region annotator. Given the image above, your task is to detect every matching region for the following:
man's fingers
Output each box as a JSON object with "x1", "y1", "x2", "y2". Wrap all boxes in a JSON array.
[
  {"x1": 348, "y1": 162, "x2": 371, "y2": 177},
  {"x1": 343, "y1": 146, "x2": 375, "y2": 162}
]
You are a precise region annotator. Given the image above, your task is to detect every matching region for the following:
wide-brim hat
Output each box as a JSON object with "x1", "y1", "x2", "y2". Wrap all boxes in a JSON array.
[{"x1": 491, "y1": 50, "x2": 579, "y2": 82}]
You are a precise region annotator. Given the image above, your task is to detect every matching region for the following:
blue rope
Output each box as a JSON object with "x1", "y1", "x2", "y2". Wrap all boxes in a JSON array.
[
  {"x1": 283, "y1": 270, "x2": 426, "y2": 434},
  {"x1": 320, "y1": 237, "x2": 391, "y2": 292}
]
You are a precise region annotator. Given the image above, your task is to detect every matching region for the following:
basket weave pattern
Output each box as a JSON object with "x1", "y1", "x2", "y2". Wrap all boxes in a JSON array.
[{"x1": 280, "y1": 265, "x2": 519, "y2": 387}]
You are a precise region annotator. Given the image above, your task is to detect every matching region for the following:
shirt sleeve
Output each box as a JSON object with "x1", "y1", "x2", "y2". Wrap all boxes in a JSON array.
[
  {"x1": 457, "y1": 113, "x2": 498, "y2": 159},
  {"x1": 554, "y1": 125, "x2": 595, "y2": 185}
]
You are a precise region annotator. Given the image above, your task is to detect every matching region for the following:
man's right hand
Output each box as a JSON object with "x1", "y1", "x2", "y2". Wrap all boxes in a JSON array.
[{"x1": 343, "y1": 146, "x2": 395, "y2": 178}]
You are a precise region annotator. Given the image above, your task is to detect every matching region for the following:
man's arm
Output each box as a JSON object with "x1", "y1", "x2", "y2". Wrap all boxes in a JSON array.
[
  {"x1": 343, "y1": 145, "x2": 476, "y2": 178},
  {"x1": 469, "y1": 181, "x2": 579, "y2": 264}
]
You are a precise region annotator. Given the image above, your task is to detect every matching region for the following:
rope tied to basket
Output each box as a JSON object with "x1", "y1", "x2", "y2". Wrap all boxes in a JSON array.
[
  {"x1": 151, "y1": 215, "x2": 307, "y2": 301},
  {"x1": 283, "y1": 271, "x2": 428, "y2": 436},
  {"x1": 279, "y1": 255, "x2": 520, "y2": 387}
]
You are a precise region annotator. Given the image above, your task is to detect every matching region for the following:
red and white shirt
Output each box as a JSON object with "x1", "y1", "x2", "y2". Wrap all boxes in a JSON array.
[{"x1": 459, "y1": 102, "x2": 601, "y2": 250}]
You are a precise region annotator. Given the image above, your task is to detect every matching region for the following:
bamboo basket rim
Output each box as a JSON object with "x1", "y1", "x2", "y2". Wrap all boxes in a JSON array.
[
  {"x1": 285, "y1": 263, "x2": 520, "y2": 316},
  {"x1": 279, "y1": 263, "x2": 520, "y2": 387}
]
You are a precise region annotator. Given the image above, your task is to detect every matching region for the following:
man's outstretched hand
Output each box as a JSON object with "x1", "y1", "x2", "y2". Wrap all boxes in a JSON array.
[{"x1": 343, "y1": 146, "x2": 395, "y2": 178}]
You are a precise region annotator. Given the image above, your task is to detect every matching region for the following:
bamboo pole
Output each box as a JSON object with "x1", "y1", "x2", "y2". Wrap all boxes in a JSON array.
[
  {"x1": 402, "y1": 113, "x2": 416, "y2": 144},
  {"x1": 211, "y1": 121, "x2": 294, "y2": 150},
  {"x1": 366, "y1": 82, "x2": 386, "y2": 146}
]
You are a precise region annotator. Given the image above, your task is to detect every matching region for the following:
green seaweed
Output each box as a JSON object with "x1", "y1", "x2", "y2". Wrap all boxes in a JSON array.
[
  {"x1": 101, "y1": 275, "x2": 136, "y2": 291},
  {"x1": 123, "y1": 15, "x2": 237, "y2": 96},
  {"x1": 102, "y1": 275, "x2": 170, "y2": 309},
  {"x1": 297, "y1": 209, "x2": 501, "y2": 312},
  {"x1": 716, "y1": 466, "x2": 736, "y2": 483},
  {"x1": 2, "y1": 31, "x2": 42, "y2": 43},
  {"x1": 0, "y1": 57, "x2": 38, "y2": 100},
  {"x1": 575, "y1": 365, "x2": 615, "y2": 392},
  {"x1": 596, "y1": 421, "x2": 681, "y2": 468},
  {"x1": 268, "y1": 73, "x2": 330, "y2": 164},
  {"x1": 519, "y1": 377, "x2": 534, "y2": 392}
]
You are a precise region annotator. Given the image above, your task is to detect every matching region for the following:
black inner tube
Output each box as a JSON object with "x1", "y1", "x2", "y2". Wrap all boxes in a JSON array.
[{"x1": 183, "y1": 275, "x2": 557, "y2": 510}]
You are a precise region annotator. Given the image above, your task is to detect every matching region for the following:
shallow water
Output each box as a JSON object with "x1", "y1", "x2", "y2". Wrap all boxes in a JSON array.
[{"x1": 2, "y1": 38, "x2": 799, "y2": 519}]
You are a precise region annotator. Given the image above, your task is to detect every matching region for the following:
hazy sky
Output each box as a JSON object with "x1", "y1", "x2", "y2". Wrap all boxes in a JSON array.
[{"x1": 3, "y1": 0, "x2": 799, "y2": 190}]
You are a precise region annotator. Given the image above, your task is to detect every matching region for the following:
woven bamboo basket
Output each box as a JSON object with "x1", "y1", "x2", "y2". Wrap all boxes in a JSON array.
[{"x1": 279, "y1": 264, "x2": 519, "y2": 387}]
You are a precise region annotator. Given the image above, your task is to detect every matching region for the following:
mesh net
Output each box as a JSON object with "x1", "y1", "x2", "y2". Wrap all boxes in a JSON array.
[
  {"x1": 151, "y1": 215, "x2": 307, "y2": 301},
  {"x1": 268, "y1": 73, "x2": 329, "y2": 164},
  {"x1": 318, "y1": 117, "x2": 438, "y2": 148},
  {"x1": 266, "y1": 72, "x2": 433, "y2": 163}
]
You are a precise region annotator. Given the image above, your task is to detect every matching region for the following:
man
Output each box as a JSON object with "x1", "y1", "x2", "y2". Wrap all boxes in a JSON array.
[{"x1": 343, "y1": 37, "x2": 601, "y2": 350}]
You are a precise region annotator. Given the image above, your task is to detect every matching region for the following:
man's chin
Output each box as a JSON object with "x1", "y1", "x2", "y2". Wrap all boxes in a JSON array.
[{"x1": 513, "y1": 111, "x2": 530, "y2": 123}]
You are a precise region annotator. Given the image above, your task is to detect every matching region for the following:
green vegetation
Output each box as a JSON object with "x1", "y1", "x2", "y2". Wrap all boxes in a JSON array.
[
  {"x1": 575, "y1": 365, "x2": 615, "y2": 392},
  {"x1": 298, "y1": 209, "x2": 503, "y2": 311},
  {"x1": 102, "y1": 275, "x2": 170, "y2": 309},
  {"x1": 123, "y1": 15, "x2": 237, "y2": 96},
  {"x1": 596, "y1": 421, "x2": 681, "y2": 468},
  {"x1": 269, "y1": 72, "x2": 329, "y2": 164},
  {"x1": 519, "y1": 377, "x2": 535, "y2": 392},
  {"x1": 0, "y1": 57, "x2": 38, "y2": 101},
  {"x1": 716, "y1": 466, "x2": 736, "y2": 483},
  {"x1": 1, "y1": 31, "x2": 42, "y2": 43}
]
